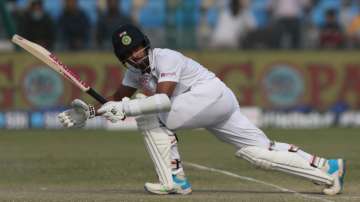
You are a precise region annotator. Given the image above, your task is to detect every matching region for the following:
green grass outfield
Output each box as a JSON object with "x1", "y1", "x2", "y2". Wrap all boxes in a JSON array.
[{"x1": 0, "y1": 128, "x2": 359, "y2": 202}]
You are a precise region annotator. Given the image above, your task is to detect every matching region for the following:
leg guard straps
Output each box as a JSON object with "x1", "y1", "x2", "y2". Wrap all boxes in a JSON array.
[{"x1": 236, "y1": 146, "x2": 334, "y2": 185}]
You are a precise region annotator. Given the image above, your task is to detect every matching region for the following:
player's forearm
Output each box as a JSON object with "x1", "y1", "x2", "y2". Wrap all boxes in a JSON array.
[
  {"x1": 156, "y1": 81, "x2": 177, "y2": 97},
  {"x1": 113, "y1": 84, "x2": 137, "y2": 101},
  {"x1": 97, "y1": 93, "x2": 171, "y2": 123},
  {"x1": 123, "y1": 93, "x2": 171, "y2": 116}
]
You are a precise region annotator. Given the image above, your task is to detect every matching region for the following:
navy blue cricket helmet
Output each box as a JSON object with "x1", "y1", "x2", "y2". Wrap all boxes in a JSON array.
[{"x1": 112, "y1": 24, "x2": 150, "y2": 62}]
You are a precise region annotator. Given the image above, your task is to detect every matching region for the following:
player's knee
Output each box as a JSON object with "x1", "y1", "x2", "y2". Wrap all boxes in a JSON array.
[{"x1": 235, "y1": 146, "x2": 273, "y2": 169}]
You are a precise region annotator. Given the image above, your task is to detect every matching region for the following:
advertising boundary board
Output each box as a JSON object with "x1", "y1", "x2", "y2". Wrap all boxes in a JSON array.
[{"x1": 1, "y1": 51, "x2": 360, "y2": 111}]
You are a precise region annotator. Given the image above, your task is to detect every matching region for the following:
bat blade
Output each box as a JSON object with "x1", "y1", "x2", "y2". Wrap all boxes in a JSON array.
[{"x1": 12, "y1": 34, "x2": 107, "y2": 104}]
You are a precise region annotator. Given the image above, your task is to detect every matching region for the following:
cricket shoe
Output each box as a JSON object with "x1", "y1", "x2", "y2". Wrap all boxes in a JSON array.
[
  {"x1": 144, "y1": 175, "x2": 192, "y2": 195},
  {"x1": 322, "y1": 159, "x2": 346, "y2": 195}
]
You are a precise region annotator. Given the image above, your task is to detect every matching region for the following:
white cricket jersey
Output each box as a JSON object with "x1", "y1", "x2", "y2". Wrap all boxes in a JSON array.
[
  {"x1": 122, "y1": 48, "x2": 216, "y2": 96},
  {"x1": 123, "y1": 48, "x2": 269, "y2": 148}
]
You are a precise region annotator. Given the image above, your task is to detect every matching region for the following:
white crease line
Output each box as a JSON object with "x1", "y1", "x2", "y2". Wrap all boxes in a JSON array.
[
  {"x1": 184, "y1": 162, "x2": 334, "y2": 202},
  {"x1": 333, "y1": 196, "x2": 360, "y2": 201}
]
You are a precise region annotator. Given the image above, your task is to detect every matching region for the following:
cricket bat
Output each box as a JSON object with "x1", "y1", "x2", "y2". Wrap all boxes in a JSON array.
[{"x1": 11, "y1": 34, "x2": 108, "y2": 104}]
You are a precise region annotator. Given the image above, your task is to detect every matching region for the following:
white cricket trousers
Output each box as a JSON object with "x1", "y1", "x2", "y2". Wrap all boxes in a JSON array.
[{"x1": 159, "y1": 77, "x2": 270, "y2": 149}]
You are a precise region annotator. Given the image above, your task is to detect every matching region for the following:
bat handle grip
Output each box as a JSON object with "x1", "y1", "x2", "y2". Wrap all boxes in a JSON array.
[{"x1": 87, "y1": 88, "x2": 108, "y2": 104}]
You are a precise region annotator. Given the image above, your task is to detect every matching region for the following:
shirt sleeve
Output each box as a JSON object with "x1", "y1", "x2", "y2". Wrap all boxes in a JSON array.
[
  {"x1": 156, "y1": 52, "x2": 184, "y2": 83},
  {"x1": 122, "y1": 70, "x2": 140, "y2": 89}
]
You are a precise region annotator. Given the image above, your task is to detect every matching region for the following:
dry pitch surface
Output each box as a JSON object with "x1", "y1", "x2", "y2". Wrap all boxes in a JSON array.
[{"x1": 0, "y1": 128, "x2": 359, "y2": 202}]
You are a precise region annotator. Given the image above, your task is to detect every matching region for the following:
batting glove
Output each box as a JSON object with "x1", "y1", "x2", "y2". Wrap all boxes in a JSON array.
[
  {"x1": 97, "y1": 97, "x2": 130, "y2": 123},
  {"x1": 57, "y1": 99, "x2": 95, "y2": 128}
]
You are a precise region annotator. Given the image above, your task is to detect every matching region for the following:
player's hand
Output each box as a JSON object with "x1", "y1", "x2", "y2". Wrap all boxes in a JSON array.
[
  {"x1": 97, "y1": 97, "x2": 130, "y2": 123},
  {"x1": 57, "y1": 99, "x2": 95, "y2": 128}
]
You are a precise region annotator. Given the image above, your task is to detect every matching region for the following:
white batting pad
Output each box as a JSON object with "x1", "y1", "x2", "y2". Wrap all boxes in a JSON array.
[
  {"x1": 136, "y1": 115, "x2": 174, "y2": 190},
  {"x1": 236, "y1": 146, "x2": 334, "y2": 185}
]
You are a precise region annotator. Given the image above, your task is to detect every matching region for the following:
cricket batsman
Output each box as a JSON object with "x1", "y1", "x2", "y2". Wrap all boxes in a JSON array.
[{"x1": 58, "y1": 24, "x2": 345, "y2": 195}]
